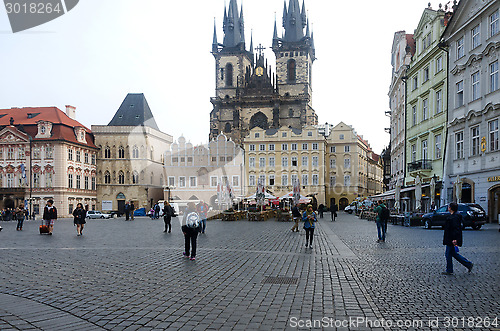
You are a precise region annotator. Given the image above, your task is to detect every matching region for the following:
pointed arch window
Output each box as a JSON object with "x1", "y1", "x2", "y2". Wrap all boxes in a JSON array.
[
  {"x1": 104, "y1": 171, "x2": 111, "y2": 184},
  {"x1": 224, "y1": 123, "x2": 232, "y2": 133},
  {"x1": 132, "y1": 146, "x2": 139, "y2": 158},
  {"x1": 225, "y1": 63, "x2": 233, "y2": 87},
  {"x1": 118, "y1": 171, "x2": 125, "y2": 184},
  {"x1": 118, "y1": 146, "x2": 125, "y2": 159},
  {"x1": 132, "y1": 171, "x2": 139, "y2": 184},
  {"x1": 104, "y1": 146, "x2": 111, "y2": 159},
  {"x1": 287, "y1": 59, "x2": 296, "y2": 82}
]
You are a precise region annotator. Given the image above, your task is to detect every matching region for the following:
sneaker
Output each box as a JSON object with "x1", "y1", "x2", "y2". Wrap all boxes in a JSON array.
[
  {"x1": 190, "y1": 257, "x2": 196, "y2": 261},
  {"x1": 48, "y1": 233, "x2": 52, "y2": 235},
  {"x1": 305, "y1": 244, "x2": 308, "y2": 248},
  {"x1": 467, "y1": 262, "x2": 474, "y2": 273},
  {"x1": 441, "y1": 272, "x2": 454, "y2": 275},
  {"x1": 376, "y1": 239, "x2": 381, "y2": 243},
  {"x1": 77, "y1": 233, "x2": 81, "y2": 236},
  {"x1": 183, "y1": 252, "x2": 189, "y2": 257}
]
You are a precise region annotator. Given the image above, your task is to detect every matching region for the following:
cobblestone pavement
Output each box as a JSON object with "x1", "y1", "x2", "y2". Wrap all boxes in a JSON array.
[{"x1": 0, "y1": 213, "x2": 498, "y2": 330}]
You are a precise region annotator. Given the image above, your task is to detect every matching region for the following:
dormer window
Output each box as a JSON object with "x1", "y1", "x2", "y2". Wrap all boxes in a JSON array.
[{"x1": 41, "y1": 126, "x2": 46, "y2": 134}]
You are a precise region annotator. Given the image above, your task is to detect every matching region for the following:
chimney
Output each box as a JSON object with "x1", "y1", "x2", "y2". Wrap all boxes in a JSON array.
[{"x1": 65, "y1": 105, "x2": 76, "y2": 120}]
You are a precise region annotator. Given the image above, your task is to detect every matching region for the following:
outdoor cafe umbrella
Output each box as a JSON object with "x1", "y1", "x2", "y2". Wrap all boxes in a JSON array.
[
  {"x1": 394, "y1": 179, "x2": 401, "y2": 213},
  {"x1": 415, "y1": 175, "x2": 422, "y2": 211},
  {"x1": 246, "y1": 191, "x2": 277, "y2": 200},
  {"x1": 455, "y1": 175, "x2": 462, "y2": 203},
  {"x1": 279, "y1": 191, "x2": 309, "y2": 200},
  {"x1": 430, "y1": 176, "x2": 436, "y2": 204}
]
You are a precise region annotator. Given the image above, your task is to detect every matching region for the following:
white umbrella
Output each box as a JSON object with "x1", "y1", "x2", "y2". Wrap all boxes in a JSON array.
[
  {"x1": 430, "y1": 176, "x2": 436, "y2": 203},
  {"x1": 415, "y1": 175, "x2": 422, "y2": 212},
  {"x1": 246, "y1": 192, "x2": 277, "y2": 200},
  {"x1": 279, "y1": 191, "x2": 309, "y2": 200},
  {"x1": 455, "y1": 175, "x2": 462, "y2": 203},
  {"x1": 394, "y1": 179, "x2": 401, "y2": 213}
]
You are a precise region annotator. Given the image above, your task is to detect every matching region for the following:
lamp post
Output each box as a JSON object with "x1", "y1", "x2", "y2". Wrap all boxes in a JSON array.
[
  {"x1": 29, "y1": 136, "x2": 33, "y2": 220},
  {"x1": 166, "y1": 186, "x2": 171, "y2": 202}
]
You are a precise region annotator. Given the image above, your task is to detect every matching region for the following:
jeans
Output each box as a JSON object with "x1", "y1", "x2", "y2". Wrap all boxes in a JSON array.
[
  {"x1": 184, "y1": 231, "x2": 198, "y2": 258},
  {"x1": 305, "y1": 228, "x2": 314, "y2": 245},
  {"x1": 331, "y1": 212, "x2": 337, "y2": 221},
  {"x1": 163, "y1": 216, "x2": 171, "y2": 232},
  {"x1": 445, "y1": 245, "x2": 472, "y2": 273},
  {"x1": 376, "y1": 221, "x2": 386, "y2": 241},
  {"x1": 200, "y1": 219, "x2": 206, "y2": 233},
  {"x1": 17, "y1": 217, "x2": 24, "y2": 229}
]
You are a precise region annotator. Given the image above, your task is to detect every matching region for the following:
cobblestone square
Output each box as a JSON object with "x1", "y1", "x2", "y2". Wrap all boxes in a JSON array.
[{"x1": 0, "y1": 213, "x2": 499, "y2": 330}]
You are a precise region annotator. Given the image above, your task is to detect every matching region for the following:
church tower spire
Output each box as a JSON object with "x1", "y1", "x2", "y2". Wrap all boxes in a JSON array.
[{"x1": 223, "y1": 0, "x2": 245, "y2": 48}]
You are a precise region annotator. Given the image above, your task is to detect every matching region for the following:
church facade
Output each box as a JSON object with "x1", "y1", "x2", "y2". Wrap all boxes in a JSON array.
[{"x1": 210, "y1": 0, "x2": 318, "y2": 146}]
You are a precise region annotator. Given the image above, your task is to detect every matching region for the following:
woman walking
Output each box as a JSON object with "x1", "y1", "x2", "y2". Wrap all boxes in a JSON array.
[
  {"x1": 15, "y1": 204, "x2": 25, "y2": 231},
  {"x1": 302, "y1": 204, "x2": 317, "y2": 248},
  {"x1": 73, "y1": 203, "x2": 87, "y2": 236}
]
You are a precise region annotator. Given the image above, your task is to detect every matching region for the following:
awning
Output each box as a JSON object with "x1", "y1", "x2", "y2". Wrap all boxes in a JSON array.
[{"x1": 370, "y1": 189, "x2": 395, "y2": 200}]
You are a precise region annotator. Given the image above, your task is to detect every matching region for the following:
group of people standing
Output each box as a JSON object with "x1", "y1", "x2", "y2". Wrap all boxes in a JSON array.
[{"x1": 124, "y1": 201, "x2": 135, "y2": 221}]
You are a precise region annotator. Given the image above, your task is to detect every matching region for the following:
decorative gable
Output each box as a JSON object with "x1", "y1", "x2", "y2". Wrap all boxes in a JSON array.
[
  {"x1": 35, "y1": 121, "x2": 53, "y2": 139},
  {"x1": 0, "y1": 126, "x2": 29, "y2": 144}
]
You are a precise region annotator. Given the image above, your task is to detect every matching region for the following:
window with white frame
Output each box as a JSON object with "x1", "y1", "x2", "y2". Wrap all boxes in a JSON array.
[
  {"x1": 422, "y1": 98, "x2": 428, "y2": 120},
  {"x1": 258, "y1": 174, "x2": 265, "y2": 185},
  {"x1": 168, "y1": 176, "x2": 175, "y2": 187},
  {"x1": 249, "y1": 144, "x2": 255, "y2": 151},
  {"x1": 340, "y1": 134, "x2": 345, "y2": 140},
  {"x1": 291, "y1": 143, "x2": 297, "y2": 150},
  {"x1": 7, "y1": 173, "x2": 13, "y2": 188},
  {"x1": 436, "y1": 90, "x2": 442, "y2": 114},
  {"x1": 282, "y1": 143, "x2": 288, "y2": 151},
  {"x1": 7, "y1": 147, "x2": 14, "y2": 159},
  {"x1": 46, "y1": 173, "x2": 53, "y2": 188},
  {"x1": 302, "y1": 143, "x2": 308, "y2": 150},
  {"x1": 491, "y1": 61, "x2": 498, "y2": 92},
  {"x1": 249, "y1": 157, "x2": 255, "y2": 168},
  {"x1": 472, "y1": 71, "x2": 480, "y2": 100},
  {"x1": 302, "y1": 174, "x2": 308, "y2": 185},
  {"x1": 344, "y1": 145, "x2": 350, "y2": 153},
  {"x1": 312, "y1": 143, "x2": 318, "y2": 150},
  {"x1": 411, "y1": 144, "x2": 416, "y2": 162},
  {"x1": 259, "y1": 144, "x2": 265, "y2": 151},
  {"x1": 269, "y1": 144, "x2": 275, "y2": 151},
  {"x1": 344, "y1": 157, "x2": 350, "y2": 168},
  {"x1": 307, "y1": 131, "x2": 312, "y2": 137},
  {"x1": 489, "y1": 119, "x2": 499, "y2": 152},
  {"x1": 179, "y1": 176, "x2": 186, "y2": 187},
  {"x1": 76, "y1": 175, "x2": 81, "y2": 189},
  {"x1": 312, "y1": 174, "x2": 319, "y2": 185},
  {"x1": 91, "y1": 176, "x2": 96, "y2": 190},
  {"x1": 76, "y1": 150, "x2": 81, "y2": 162},
  {"x1": 344, "y1": 175, "x2": 351, "y2": 187},
  {"x1": 471, "y1": 25, "x2": 480, "y2": 49},
  {"x1": 68, "y1": 148, "x2": 73, "y2": 160},
  {"x1": 330, "y1": 158, "x2": 336, "y2": 168},
  {"x1": 282, "y1": 132, "x2": 287, "y2": 137},
  {"x1": 249, "y1": 175, "x2": 256, "y2": 186},
  {"x1": 455, "y1": 131, "x2": 464, "y2": 159},
  {"x1": 291, "y1": 157, "x2": 298, "y2": 166},
  {"x1": 423, "y1": 67, "x2": 429, "y2": 82},
  {"x1": 490, "y1": 9, "x2": 499, "y2": 37},
  {"x1": 422, "y1": 140, "x2": 428, "y2": 160},
  {"x1": 85, "y1": 176, "x2": 89, "y2": 189},
  {"x1": 436, "y1": 56, "x2": 443, "y2": 73},
  {"x1": 255, "y1": 133, "x2": 260, "y2": 138},
  {"x1": 330, "y1": 176, "x2": 336, "y2": 186},
  {"x1": 210, "y1": 176, "x2": 217, "y2": 187},
  {"x1": 189, "y1": 176, "x2": 197, "y2": 187},
  {"x1": 302, "y1": 156, "x2": 308, "y2": 166},
  {"x1": 412, "y1": 105, "x2": 417, "y2": 125},
  {"x1": 291, "y1": 174, "x2": 298, "y2": 185},
  {"x1": 312, "y1": 156, "x2": 318, "y2": 167},
  {"x1": 282, "y1": 174, "x2": 288, "y2": 186},
  {"x1": 471, "y1": 126, "x2": 480, "y2": 156},
  {"x1": 269, "y1": 157, "x2": 275, "y2": 167},
  {"x1": 68, "y1": 173, "x2": 73, "y2": 188},
  {"x1": 232, "y1": 175, "x2": 239, "y2": 187},
  {"x1": 435, "y1": 134, "x2": 442, "y2": 159},
  {"x1": 33, "y1": 173, "x2": 40, "y2": 188},
  {"x1": 282, "y1": 156, "x2": 288, "y2": 167},
  {"x1": 45, "y1": 146, "x2": 53, "y2": 159},
  {"x1": 456, "y1": 81, "x2": 464, "y2": 107},
  {"x1": 457, "y1": 36, "x2": 464, "y2": 59},
  {"x1": 269, "y1": 175, "x2": 275, "y2": 186},
  {"x1": 330, "y1": 146, "x2": 336, "y2": 153},
  {"x1": 259, "y1": 157, "x2": 266, "y2": 168},
  {"x1": 412, "y1": 76, "x2": 418, "y2": 90},
  {"x1": 84, "y1": 152, "x2": 89, "y2": 163}
]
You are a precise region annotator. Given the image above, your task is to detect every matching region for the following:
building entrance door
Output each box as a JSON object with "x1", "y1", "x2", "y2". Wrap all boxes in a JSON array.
[
  {"x1": 488, "y1": 185, "x2": 500, "y2": 224},
  {"x1": 339, "y1": 198, "x2": 349, "y2": 211},
  {"x1": 117, "y1": 200, "x2": 125, "y2": 214}
]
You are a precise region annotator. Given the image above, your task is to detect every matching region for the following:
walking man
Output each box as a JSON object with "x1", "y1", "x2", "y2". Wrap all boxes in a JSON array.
[
  {"x1": 124, "y1": 202, "x2": 130, "y2": 221},
  {"x1": 374, "y1": 201, "x2": 389, "y2": 242},
  {"x1": 182, "y1": 202, "x2": 201, "y2": 260},
  {"x1": 291, "y1": 204, "x2": 301, "y2": 232},
  {"x1": 442, "y1": 202, "x2": 473, "y2": 275},
  {"x1": 42, "y1": 199, "x2": 57, "y2": 235},
  {"x1": 330, "y1": 204, "x2": 338, "y2": 221}
]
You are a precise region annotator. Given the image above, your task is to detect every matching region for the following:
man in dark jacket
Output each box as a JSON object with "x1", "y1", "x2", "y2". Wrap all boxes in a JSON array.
[
  {"x1": 181, "y1": 203, "x2": 201, "y2": 260},
  {"x1": 330, "y1": 204, "x2": 338, "y2": 221},
  {"x1": 442, "y1": 202, "x2": 473, "y2": 275},
  {"x1": 163, "y1": 201, "x2": 174, "y2": 233},
  {"x1": 42, "y1": 199, "x2": 57, "y2": 235}
]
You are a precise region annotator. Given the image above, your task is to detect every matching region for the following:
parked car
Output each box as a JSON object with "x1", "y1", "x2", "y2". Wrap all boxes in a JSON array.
[
  {"x1": 106, "y1": 210, "x2": 123, "y2": 218},
  {"x1": 86, "y1": 210, "x2": 112, "y2": 219},
  {"x1": 344, "y1": 202, "x2": 356, "y2": 214},
  {"x1": 421, "y1": 203, "x2": 486, "y2": 230}
]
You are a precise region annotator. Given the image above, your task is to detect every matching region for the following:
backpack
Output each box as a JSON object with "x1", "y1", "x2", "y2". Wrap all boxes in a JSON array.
[
  {"x1": 185, "y1": 211, "x2": 201, "y2": 229},
  {"x1": 381, "y1": 206, "x2": 390, "y2": 221}
]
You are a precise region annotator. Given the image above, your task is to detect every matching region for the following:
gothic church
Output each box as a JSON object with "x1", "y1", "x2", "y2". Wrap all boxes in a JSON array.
[{"x1": 210, "y1": 0, "x2": 318, "y2": 145}]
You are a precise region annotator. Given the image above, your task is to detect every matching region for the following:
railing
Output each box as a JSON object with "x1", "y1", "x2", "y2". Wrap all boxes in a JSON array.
[{"x1": 407, "y1": 159, "x2": 432, "y2": 172}]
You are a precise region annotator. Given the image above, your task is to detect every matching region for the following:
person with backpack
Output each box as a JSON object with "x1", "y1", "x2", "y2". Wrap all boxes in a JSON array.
[
  {"x1": 163, "y1": 201, "x2": 175, "y2": 233},
  {"x1": 374, "y1": 201, "x2": 389, "y2": 242},
  {"x1": 181, "y1": 202, "x2": 201, "y2": 260}
]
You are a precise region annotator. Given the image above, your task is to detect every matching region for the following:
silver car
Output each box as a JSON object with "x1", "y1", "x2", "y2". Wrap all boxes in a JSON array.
[{"x1": 86, "y1": 210, "x2": 111, "y2": 219}]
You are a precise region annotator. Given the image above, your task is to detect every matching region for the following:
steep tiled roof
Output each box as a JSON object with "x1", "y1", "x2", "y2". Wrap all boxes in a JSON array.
[{"x1": 107, "y1": 93, "x2": 160, "y2": 131}]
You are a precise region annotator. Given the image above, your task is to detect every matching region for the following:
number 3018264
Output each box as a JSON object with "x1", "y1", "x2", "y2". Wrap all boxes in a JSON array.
[{"x1": 5, "y1": 2, "x2": 62, "y2": 14}]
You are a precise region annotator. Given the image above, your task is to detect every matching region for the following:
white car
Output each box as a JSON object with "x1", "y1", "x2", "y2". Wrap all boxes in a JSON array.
[
  {"x1": 86, "y1": 211, "x2": 111, "y2": 219},
  {"x1": 344, "y1": 203, "x2": 356, "y2": 214}
]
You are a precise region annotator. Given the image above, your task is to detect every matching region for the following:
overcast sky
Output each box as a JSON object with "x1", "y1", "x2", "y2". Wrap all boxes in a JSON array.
[{"x1": 0, "y1": 0, "x2": 445, "y2": 153}]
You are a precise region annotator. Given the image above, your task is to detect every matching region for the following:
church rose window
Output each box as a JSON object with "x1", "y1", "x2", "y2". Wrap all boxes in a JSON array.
[{"x1": 250, "y1": 112, "x2": 268, "y2": 130}]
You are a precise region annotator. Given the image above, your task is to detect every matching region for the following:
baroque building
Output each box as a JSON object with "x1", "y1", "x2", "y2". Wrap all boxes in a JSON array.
[
  {"x1": 0, "y1": 106, "x2": 98, "y2": 217},
  {"x1": 92, "y1": 94, "x2": 172, "y2": 214},
  {"x1": 442, "y1": 0, "x2": 500, "y2": 223},
  {"x1": 210, "y1": 0, "x2": 318, "y2": 146}
]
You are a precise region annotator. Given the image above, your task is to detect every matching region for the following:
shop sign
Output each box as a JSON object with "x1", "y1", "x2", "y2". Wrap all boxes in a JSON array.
[
  {"x1": 487, "y1": 176, "x2": 500, "y2": 182},
  {"x1": 479, "y1": 197, "x2": 486, "y2": 202}
]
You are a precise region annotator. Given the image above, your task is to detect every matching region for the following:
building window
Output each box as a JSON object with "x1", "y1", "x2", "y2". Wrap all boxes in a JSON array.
[
  {"x1": 179, "y1": 177, "x2": 186, "y2": 187},
  {"x1": 249, "y1": 144, "x2": 255, "y2": 151},
  {"x1": 282, "y1": 157, "x2": 288, "y2": 167},
  {"x1": 132, "y1": 146, "x2": 139, "y2": 158},
  {"x1": 118, "y1": 171, "x2": 124, "y2": 184},
  {"x1": 412, "y1": 105, "x2": 417, "y2": 125},
  {"x1": 282, "y1": 144, "x2": 288, "y2": 151},
  {"x1": 436, "y1": 90, "x2": 442, "y2": 114},
  {"x1": 46, "y1": 173, "x2": 53, "y2": 188},
  {"x1": 456, "y1": 131, "x2": 464, "y2": 159},
  {"x1": 302, "y1": 174, "x2": 308, "y2": 186},
  {"x1": 254, "y1": 133, "x2": 260, "y2": 138},
  {"x1": 132, "y1": 171, "x2": 139, "y2": 184},
  {"x1": 45, "y1": 146, "x2": 53, "y2": 159},
  {"x1": 330, "y1": 146, "x2": 336, "y2": 153},
  {"x1": 249, "y1": 157, "x2": 255, "y2": 168},
  {"x1": 69, "y1": 173, "x2": 74, "y2": 187},
  {"x1": 302, "y1": 143, "x2": 308, "y2": 150},
  {"x1": 491, "y1": 61, "x2": 498, "y2": 92},
  {"x1": 344, "y1": 145, "x2": 350, "y2": 153},
  {"x1": 422, "y1": 98, "x2": 428, "y2": 121},
  {"x1": 291, "y1": 157, "x2": 298, "y2": 167},
  {"x1": 301, "y1": 156, "x2": 308, "y2": 167},
  {"x1": 118, "y1": 147, "x2": 125, "y2": 158},
  {"x1": 344, "y1": 157, "x2": 350, "y2": 168},
  {"x1": 232, "y1": 175, "x2": 239, "y2": 187},
  {"x1": 339, "y1": 134, "x2": 344, "y2": 140},
  {"x1": 168, "y1": 176, "x2": 175, "y2": 187},
  {"x1": 282, "y1": 132, "x2": 287, "y2": 138},
  {"x1": 412, "y1": 76, "x2": 418, "y2": 90},
  {"x1": 471, "y1": 71, "x2": 480, "y2": 101},
  {"x1": 291, "y1": 174, "x2": 298, "y2": 185},
  {"x1": 457, "y1": 36, "x2": 464, "y2": 59},
  {"x1": 423, "y1": 67, "x2": 429, "y2": 82},
  {"x1": 312, "y1": 143, "x2": 318, "y2": 150},
  {"x1": 76, "y1": 150, "x2": 81, "y2": 162},
  {"x1": 269, "y1": 175, "x2": 275, "y2": 186},
  {"x1": 471, "y1": 25, "x2": 480, "y2": 49},
  {"x1": 104, "y1": 147, "x2": 111, "y2": 159},
  {"x1": 312, "y1": 174, "x2": 319, "y2": 185},
  {"x1": 307, "y1": 131, "x2": 312, "y2": 137},
  {"x1": 33, "y1": 173, "x2": 40, "y2": 188},
  {"x1": 269, "y1": 157, "x2": 275, "y2": 167},
  {"x1": 259, "y1": 157, "x2": 266, "y2": 168},
  {"x1": 422, "y1": 140, "x2": 428, "y2": 160},
  {"x1": 76, "y1": 175, "x2": 81, "y2": 189},
  {"x1": 312, "y1": 156, "x2": 318, "y2": 167},
  {"x1": 287, "y1": 59, "x2": 296, "y2": 81},
  {"x1": 259, "y1": 144, "x2": 265, "y2": 151},
  {"x1": 258, "y1": 175, "x2": 265, "y2": 185},
  {"x1": 85, "y1": 176, "x2": 89, "y2": 189},
  {"x1": 225, "y1": 63, "x2": 233, "y2": 86},
  {"x1": 249, "y1": 175, "x2": 256, "y2": 186},
  {"x1": 330, "y1": 158, "x2": 336, "y2": 168},
  {"x1": 91, "y1": 154, "x2": 96, "y2": 165},
  {"x1": 269, "y1": 144, "x2": 275, "y2": 151},
  {"x1": 84, "y1": 152, "x2": 89, "y2": 164},
  {"x1": 103, "y1": 172, "x2": 110, "y2": 184},
  {"x1": 344, "y1": 175, "x2": 351, "y2": 187},
  {"x1": 456, "y1": 81, "x2": 464, "y2": 107},
  {"x1": 7, "y1": 147, "x2": 14, "y2": 159},
  {"x1": 210, "y1": 176, "x2": 217, "y2": 187},
  {"x1": 329, "y1": 175, "x2": 336, "y2": 186},
  {"x1": 91, "y1": 176, "x2": 96, "y2": 190},
  {"x1": 189, "y1": 176, "x2": 197, "y2": 187},
  {"x1": 291, "y1": 143, "x2": 297, "y2": 150},
  {"x1": 471, "y1": 126, "x2": 480, "y2": 156},
  {"x1": 436, "y1": 56, "x2": 443, "y2": 73},
  {"x1": 489, "y1": 119, "x2": 499, "y2": 152},
  {"x1": 435, "y1": 134, "x2": 442, "y2": 159},
  {"x1": 282, "y1": 174, "x2": 288, "y2": 186},
  {"x1": 411, "y1": 144, "x2": 416, "y2": 162},
  {"x1": 490, "y1": 10, "x2": 499, "y2": 37}
]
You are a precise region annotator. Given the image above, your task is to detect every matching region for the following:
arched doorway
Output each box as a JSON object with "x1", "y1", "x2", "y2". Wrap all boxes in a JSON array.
[
  {"x1": 339, "y1": 198, "x2": 349, "y2": 210},
  {"x1": 488, "y1": 184, "x2": 500, "y2": 224}
]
